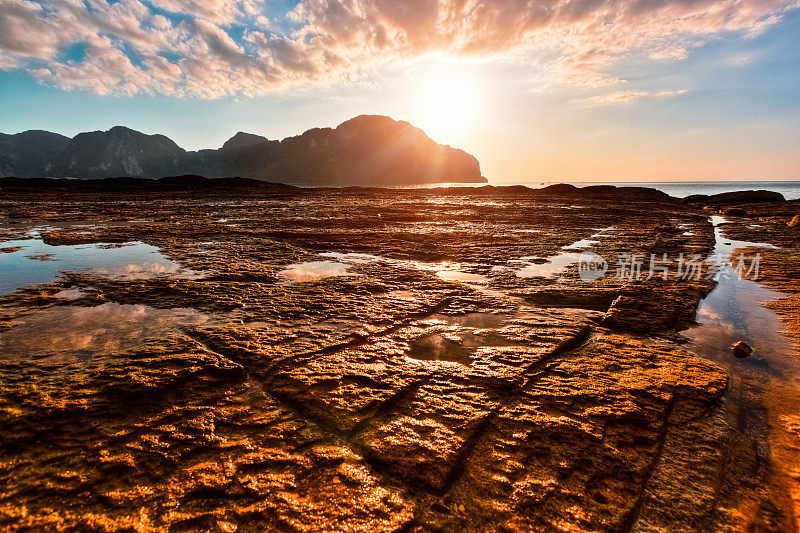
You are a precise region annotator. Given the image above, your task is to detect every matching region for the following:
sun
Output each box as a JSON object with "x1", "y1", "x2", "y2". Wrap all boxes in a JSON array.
[{"x1": 413, "y1": 67, "x2": 480, "y2": 144}]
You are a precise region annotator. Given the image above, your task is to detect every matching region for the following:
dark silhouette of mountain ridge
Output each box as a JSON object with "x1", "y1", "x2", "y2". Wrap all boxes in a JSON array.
[
  {"x1": 0, "y1": 130, "x2": 70, "y2": 177},
  {"x1": 1, "y1": 116, "x2": 485, "y2": 186}
]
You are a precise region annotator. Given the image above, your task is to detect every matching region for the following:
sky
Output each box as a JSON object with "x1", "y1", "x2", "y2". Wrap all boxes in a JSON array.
[{"x1": 1, "y1": 0, "x2": 799, "y2": 182}]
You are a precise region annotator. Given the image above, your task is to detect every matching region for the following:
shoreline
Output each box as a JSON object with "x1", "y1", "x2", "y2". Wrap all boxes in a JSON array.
[{"x1": 3, "y1": 175, "x2": 798, "y2": 199}]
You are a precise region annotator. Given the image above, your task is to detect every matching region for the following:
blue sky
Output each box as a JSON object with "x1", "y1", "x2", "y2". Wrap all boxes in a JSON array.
[{"x1": 1, "y1": 0, "x2": 798, "y2": 181}]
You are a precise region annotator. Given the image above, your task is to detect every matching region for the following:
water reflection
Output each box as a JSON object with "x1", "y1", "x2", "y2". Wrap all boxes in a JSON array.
[
  {"x1": 434, "y1": 312, "x2": 507, "y2": 328},
  {"x1": 278, "y1": 261, "x2": 353, "y2": 282},
  {"x1": 562, "y1": 239, "x2": 599, "y2": 250},
  {"x1": 0, "y1": 239, "x2": 198, "y2": 295},
  {"x1": 684, "y1": 217, "x2": 791, "y2": 371},
  {"x1": 53, "y1": 287, "x2": 87, "y2": 300},
  {"x1": 516, "y1": 252, "x2": 585, "y2": 278},
  {"x1": 436, "y1": 270, "x2": 489, "y2": 284},
  {"x1": 0, "y1": 303, "x2": 209, "y2": 362},
  {"x1": 516, "y1": 231, "x2": 613, "y2": 278},
  {"x1": 317, "y1": 252, "x2": 489, "y2": 285}
]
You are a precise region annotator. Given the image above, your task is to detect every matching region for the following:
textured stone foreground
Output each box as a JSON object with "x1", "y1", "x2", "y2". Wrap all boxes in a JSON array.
[{"x1": 0, "y1": 186, "x2": 798, "y2": 531}]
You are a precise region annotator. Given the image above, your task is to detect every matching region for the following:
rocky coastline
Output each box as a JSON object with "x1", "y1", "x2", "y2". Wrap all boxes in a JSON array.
[{"x1": 0, "y1": 182, "x2": 798, "y2": 531}]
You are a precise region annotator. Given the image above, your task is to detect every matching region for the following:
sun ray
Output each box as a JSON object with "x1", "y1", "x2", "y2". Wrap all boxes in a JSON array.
[{"x1": 412, "y1": 66, "x2": 480, "y2": 144}]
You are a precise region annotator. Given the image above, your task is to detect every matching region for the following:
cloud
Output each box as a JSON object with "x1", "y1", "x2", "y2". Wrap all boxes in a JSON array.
[
  {"x1": 583, "y1": 89, "x2": 688, "y2": 105},
  {"x1": 0, "y1": 0, "x2": 797, "y2": 97}
]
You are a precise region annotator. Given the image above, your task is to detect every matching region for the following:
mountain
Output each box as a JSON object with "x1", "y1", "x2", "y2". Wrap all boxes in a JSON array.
[
  {"x1": 220, "y1": 132, "x2": 270, "y2": 152},
  {"x1": 50, "y1": 126, "x2": 186, "y2": 179},
  {"x1": 0, "y1": 116, "x2": 485, "y2": 185},
  {"x1": 0, "y1": 130, "x2": 70, "y2": 177},
  {"x1": 258, "y1": 115, "x2": 482, "y2": 186},
  {"x1": 184, "y1": 115, "x2": 483, "y2": 186}
]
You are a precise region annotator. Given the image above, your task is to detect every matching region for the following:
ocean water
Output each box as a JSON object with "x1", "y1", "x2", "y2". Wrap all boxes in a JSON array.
[{"x1": 489, "y1": 181, "x2": 800, "y2": 200}]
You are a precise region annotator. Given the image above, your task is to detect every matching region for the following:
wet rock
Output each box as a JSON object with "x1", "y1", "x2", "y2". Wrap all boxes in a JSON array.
[
  {"x1": 1, "y1": 184, "x2": 786, "y2": 531},
  {"x1": 732, "y1": 341, "x2": 754, "y2": 358},
  {"x1": 683, "y1": 193, "x2": 710, "y2": 204},
  {"x1": 436, "y1": 334, "x2": 728, "y2": 531},
  {"x1": 651, "y1": 232, "x2": 670, "y2": 248},
  {"x1": 520, "y1": 287, "x2": 617, "y2": 310},
  {"x1": 601, "y1": 279, "x2": 713, "y2": 333},
  {"x1": 656, "y1": 224, "x2": 680, "y2": 235},
  {"x1": 724, "y1": 207, "x2": 747, "y2": 217},
  {"x1": 684, "y1": 190, "x2": 786, "y2": 205}
]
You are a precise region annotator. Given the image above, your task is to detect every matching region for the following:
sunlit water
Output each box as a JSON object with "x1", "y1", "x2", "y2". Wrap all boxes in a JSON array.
[
  {"x1": 0, "y1": 303, "x2": 210, "y2": 362},
  {"x1": 515, "y1": 228, "x2": 614, "y2": 278},
  {"x1": 314, "y1": 252, "x2": 489, "y2": 284},
  {"x1": 278, "y1": 261, "x2": 354, "y2": 282},
  {"x1": 684, "y1": 217, "x2": 792, "y2": 371},
  {"x1": 516, "y1": 252, "x2": 586, "y2": 278},
  {"x1": 562, "y1": 239, "x2": 600, "y2": 250},
  {"x1": 0, "y1": 239, "x2": 196, "y2": 295},
  {"x1": 436, "y1": 270, "x2": 489, "y2": 283}
]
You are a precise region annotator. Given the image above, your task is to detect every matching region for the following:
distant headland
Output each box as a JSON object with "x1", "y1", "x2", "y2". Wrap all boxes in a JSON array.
[{"x1": 0, "y1": 115, "x2": 485, "y2": 187}]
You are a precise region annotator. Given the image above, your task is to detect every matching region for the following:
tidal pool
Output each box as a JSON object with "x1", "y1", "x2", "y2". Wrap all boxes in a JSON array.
[
  {"x1": 0, "y1": 303, "x2": 209, "y2": 362},
  {"x1": 318, "y1": 252, "x2": 489, "y2": 284},
  {"x1": 516, "y1": 252, "x2": 586, "y2": 278},
  {"x1": 684, "y1": 217, "x2": 790, "y2": 369},
  {"x1": 318, "y1": 252, "x2": 383, "y2": 263},
  {"x1": 516, "y1": 232, "x2": 613, "y2": 278},
  {"x1": 683, "y1": 221, "x2": 800, "y2": 510},
  {"x1": 278, "y1": 261, "x2": 353, "y2": 282},
  {"x1": 0, "y1": 239, "x2": 195, "y2": 295},
  {"x1": 562, "y1": 239, "x2": 600, "y2": 250},
  {"x1": 436, "y1": 270, "x2": 489, "y2": 284}
]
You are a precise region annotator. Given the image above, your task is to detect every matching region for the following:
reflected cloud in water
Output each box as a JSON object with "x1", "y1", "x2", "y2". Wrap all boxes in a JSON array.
[
  {"x1": 0, "y1": 239, "x2": 201, "y2": 295},
  {"x1": 0, "y1": 303, "x2": 210, "y2": 362}
]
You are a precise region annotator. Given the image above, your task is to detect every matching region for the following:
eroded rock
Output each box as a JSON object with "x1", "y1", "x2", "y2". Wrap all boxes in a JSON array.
[{"x1": 0, "y1": 185, "x2": 793, "y2": 531}]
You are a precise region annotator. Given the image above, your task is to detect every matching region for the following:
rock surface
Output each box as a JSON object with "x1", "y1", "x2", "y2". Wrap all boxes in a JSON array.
[
  {"x1": 732, "y1": 340, "x2": 754, "y2": 358},
  {"x1": 684, "y1": 190, "x2": 786, "y2": 205},
  {"x1": 0, "y1": 185, "x2": 797, "y2": 531}
]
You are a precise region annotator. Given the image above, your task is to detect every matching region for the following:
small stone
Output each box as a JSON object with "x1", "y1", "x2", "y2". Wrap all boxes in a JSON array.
[
  {"x1": 732, "y1": 341, "x2": 753, "y2": 359},
  {"x1": 788, "y1": 215, "x2": 800, "y2": 228},
  {"x1": 651, "y1": 233, "x2": 669, "y2": 248}
]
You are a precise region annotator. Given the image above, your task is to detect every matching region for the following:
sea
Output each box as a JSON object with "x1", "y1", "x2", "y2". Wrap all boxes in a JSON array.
[{"x1": 486, "y1": 181, "x2": 800, "y2": 200}]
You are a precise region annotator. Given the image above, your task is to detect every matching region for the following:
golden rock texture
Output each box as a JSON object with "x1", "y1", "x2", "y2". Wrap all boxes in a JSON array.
[{"x1": 0, "y1": 185, "x2": 798, "y2": 531}]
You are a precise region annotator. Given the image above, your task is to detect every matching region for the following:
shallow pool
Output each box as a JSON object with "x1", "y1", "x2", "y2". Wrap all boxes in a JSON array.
[{"x1": 0, "y1": 239, "x2": 194, "y2": 295}]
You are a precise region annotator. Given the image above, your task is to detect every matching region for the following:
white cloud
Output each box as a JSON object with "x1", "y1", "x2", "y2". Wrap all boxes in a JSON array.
[
  {"x1": 583, "y1": 88, "x2": 688, "y2": 105},
  {"x1": 0, "y1": 0, "x2": 797, "y2": 97}
]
